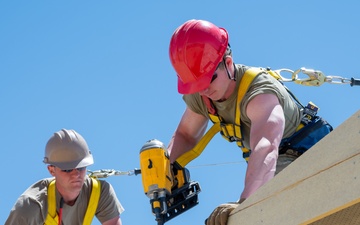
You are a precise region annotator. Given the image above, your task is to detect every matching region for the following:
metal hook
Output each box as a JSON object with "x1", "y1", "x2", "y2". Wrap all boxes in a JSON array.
[{"x1": 291, "y1": 67, "x2": 326, "y2": 86}]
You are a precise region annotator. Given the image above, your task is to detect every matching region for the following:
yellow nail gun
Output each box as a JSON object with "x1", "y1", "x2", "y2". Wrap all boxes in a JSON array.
[{"x1": 139, "y1": 139, "x2": 201, "y2": 225}]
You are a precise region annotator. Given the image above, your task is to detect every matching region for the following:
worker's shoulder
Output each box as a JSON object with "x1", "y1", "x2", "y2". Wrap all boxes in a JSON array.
[
  {"x1": 24, "y1": 178, "x2": 52, "y2": 197},
  {"x1": 98, "y1": 178, "x2": 111, "y2": 187},
  {"x1": 236, "y1": 64, "x2": 264, "y2": 80},
  {"x1": 241, "y1": 65, "x2": 271, "y2": 77},
  {"x1": 11, "y1": 178, "x2": 51, "y2": 213},
  {"x1": 86, "y1": 177, "x2": 113, "y2": 191},
  {"x1": 235, "y1": 64, "x2": 249, "y2": 74},
  {"x1": 235, "y1": 64, "x2": 274, "y2": 86}
]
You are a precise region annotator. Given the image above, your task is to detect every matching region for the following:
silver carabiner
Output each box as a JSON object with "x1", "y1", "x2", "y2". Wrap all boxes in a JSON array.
[
  {"x1": 88, "y1": 168, "x2": 140, "y2": 178},
  {"x1": 325, "y1": 76, "x2": 352, "y2": 85}
]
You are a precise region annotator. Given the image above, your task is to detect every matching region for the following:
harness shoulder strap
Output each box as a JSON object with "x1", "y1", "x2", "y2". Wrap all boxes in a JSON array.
[
  {"x1": 44, "y1": 177, "x2": 101, "y2": 225},
  {"x1": 45, "y1": 179, "x2": 58, "y2": 225},
  {"x1": 83, "y1": 177, "x2": 101, "y2": 225},
  {"x1": 235, "y1": 68, "x2": 265, "y2": 160}
]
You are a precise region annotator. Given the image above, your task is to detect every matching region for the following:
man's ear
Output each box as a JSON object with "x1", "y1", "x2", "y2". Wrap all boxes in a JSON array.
[
  {"x1": 47, "y1": 165, "x2": 56, "y2": 176},
  {"x1": 224, "y1": 55, "x2": 233, "y2": 67}
]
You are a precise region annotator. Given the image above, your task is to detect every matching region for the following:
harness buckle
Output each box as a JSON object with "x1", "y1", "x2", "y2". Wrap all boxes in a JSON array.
[
  {"x1": 229, "y1": 136, "x2": 242, "y2": 142},
  {"x1": 301, "y1": 101, "x2": 319, "y2": 125}
]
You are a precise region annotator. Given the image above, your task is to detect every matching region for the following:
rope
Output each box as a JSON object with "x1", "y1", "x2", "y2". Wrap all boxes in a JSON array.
[{"x1": 187, "y1": 161, "x2": 245, "y2": 168}]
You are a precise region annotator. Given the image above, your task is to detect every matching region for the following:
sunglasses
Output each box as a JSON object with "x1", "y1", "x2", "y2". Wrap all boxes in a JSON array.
[
  {"x1": 210, "y1": 60, "x2": 224, "y2": 84},
  {"x1": 210, "y1": 73, "x2": 218, "y2": 83},
  {"x1": 61, "y1": 167, "x2": 86, "y2": 173}
]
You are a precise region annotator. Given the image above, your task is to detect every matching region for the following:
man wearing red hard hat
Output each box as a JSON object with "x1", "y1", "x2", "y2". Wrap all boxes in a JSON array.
[{"x1": 167, "y1": 19, "x2": 331, "y2": 225}]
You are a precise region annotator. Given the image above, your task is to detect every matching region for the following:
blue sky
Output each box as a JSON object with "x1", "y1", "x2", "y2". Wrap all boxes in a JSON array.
[{"x1": 1, "y1": 1, "x2": 359, "y2": 225}]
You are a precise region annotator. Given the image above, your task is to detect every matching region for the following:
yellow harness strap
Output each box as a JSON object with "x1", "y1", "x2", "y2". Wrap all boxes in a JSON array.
[
  {"x1": 83, "y1": 178, "x2": 101, "y2": 225},
  {"x1": 45, "y1": 177, "x2": 101, "y2": 225},
  {"x1": 176, "y1": 123, "x2": 221, "y2": 167},
  {"x1": 176, "y1": 68, "x2": 264, "y2": 167},
  {"x1": 233, "y1": 68, "x2": 263, "y2": 160},
  {"x1": 45, "y1": 180, "x2": 59, "y2": 225}
]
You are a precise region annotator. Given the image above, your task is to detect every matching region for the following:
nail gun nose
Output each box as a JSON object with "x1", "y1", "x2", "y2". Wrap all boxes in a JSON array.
[{"x1": 151, "y1": 192, "x2": 167, "y2": 225}]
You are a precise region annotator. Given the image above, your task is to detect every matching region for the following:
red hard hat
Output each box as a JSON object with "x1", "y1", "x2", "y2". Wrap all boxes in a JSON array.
[{"x1": 169, "y1": 19, "x2": 229, "y2": 94}]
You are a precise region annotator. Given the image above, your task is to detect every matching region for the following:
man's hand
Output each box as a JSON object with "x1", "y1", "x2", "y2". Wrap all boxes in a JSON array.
[{"x1": 205, "y1": 202, "x2": 240, "y2": 225}]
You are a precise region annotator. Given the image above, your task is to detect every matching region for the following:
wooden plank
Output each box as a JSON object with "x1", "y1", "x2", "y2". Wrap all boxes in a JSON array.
[{"x1": 228, "y1": 110, "x2": 360, "y2": 225}]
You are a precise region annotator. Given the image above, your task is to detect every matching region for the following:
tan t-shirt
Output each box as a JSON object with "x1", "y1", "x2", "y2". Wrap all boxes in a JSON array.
[
  {"x1": 183, "y1": 64, "x2": 302, "y2": 150},
  {"x1": 5, "y1": 177, "x2": 124, "y2": 225}
]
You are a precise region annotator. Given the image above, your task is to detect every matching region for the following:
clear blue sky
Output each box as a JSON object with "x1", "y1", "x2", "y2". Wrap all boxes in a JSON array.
[{"x1": 1, "y1": 1, "x2": 359, "y2": 225}]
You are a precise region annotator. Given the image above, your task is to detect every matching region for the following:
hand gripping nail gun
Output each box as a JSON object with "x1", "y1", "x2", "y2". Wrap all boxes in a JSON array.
[{"x1": 139, "y1": 139, "x2": 201, "y2": 225}]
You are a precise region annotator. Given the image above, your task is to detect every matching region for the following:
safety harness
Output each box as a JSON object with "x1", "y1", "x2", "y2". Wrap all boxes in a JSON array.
[
  {"x1": 204, "y1": 67, "x2": 265, "y2": 161},
  {"x1": 176, "y1": 68, "x2": 265, "y2": 166},
  {"x1": 44, "y1": 177, "x2": 101, "y2": 225},
  {"x1": 176, "y1": 67, "x2": 331, "y2": 167}
]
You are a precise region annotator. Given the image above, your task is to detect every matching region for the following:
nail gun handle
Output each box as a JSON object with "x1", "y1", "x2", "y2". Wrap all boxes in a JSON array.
[{"x1": 351, "y1": 77, "x2": 360, "y2": 86}]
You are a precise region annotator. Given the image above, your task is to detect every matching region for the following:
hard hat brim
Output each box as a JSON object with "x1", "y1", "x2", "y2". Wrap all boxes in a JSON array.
[
  {"x1": 49, "y1": 155, "x2": 94, "y2": 170},
  {"x1": 177, "y1": 73, "x2": 212, "y2": 94}
]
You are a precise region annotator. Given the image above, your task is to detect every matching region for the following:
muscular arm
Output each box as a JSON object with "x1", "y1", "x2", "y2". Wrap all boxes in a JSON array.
[
  {"x1": 168, "y1": 107, "x2": 209, "y2": 163},
  {"x1": 240, "y1": 93, "x2": 285, "y2": 199},
  {"x1": 102, "y1": 217, "x2": 122, "y2": 225},
  {"x1": 98, "y1": 181, "x2": 124, "y2": 225}
]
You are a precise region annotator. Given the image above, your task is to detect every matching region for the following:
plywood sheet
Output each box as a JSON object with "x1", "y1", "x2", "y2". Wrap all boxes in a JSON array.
[{"x1": 228, "y1": 110, "x2": 360, "y2": 225}]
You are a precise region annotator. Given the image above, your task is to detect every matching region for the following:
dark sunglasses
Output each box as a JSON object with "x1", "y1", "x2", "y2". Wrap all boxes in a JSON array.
[
  {"x1": 210, "y1": 73, "x2": 218, "y2": 83},
  {"x1": 210, "y1": 60, "x2": 223, "y2": 83},
  {"x1": 61, "y1": 167, "x2": 86, "y2": 173}
]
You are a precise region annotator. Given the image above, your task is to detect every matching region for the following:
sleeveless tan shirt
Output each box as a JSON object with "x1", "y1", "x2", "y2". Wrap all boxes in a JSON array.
[{"x1": 183, "y1": 64, "x2": 301, "y2": 149}]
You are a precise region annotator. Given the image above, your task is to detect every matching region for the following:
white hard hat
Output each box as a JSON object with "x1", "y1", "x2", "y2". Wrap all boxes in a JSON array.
[{"x1": 43, "y1": 129, "x2": 94, "y2": 170}]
